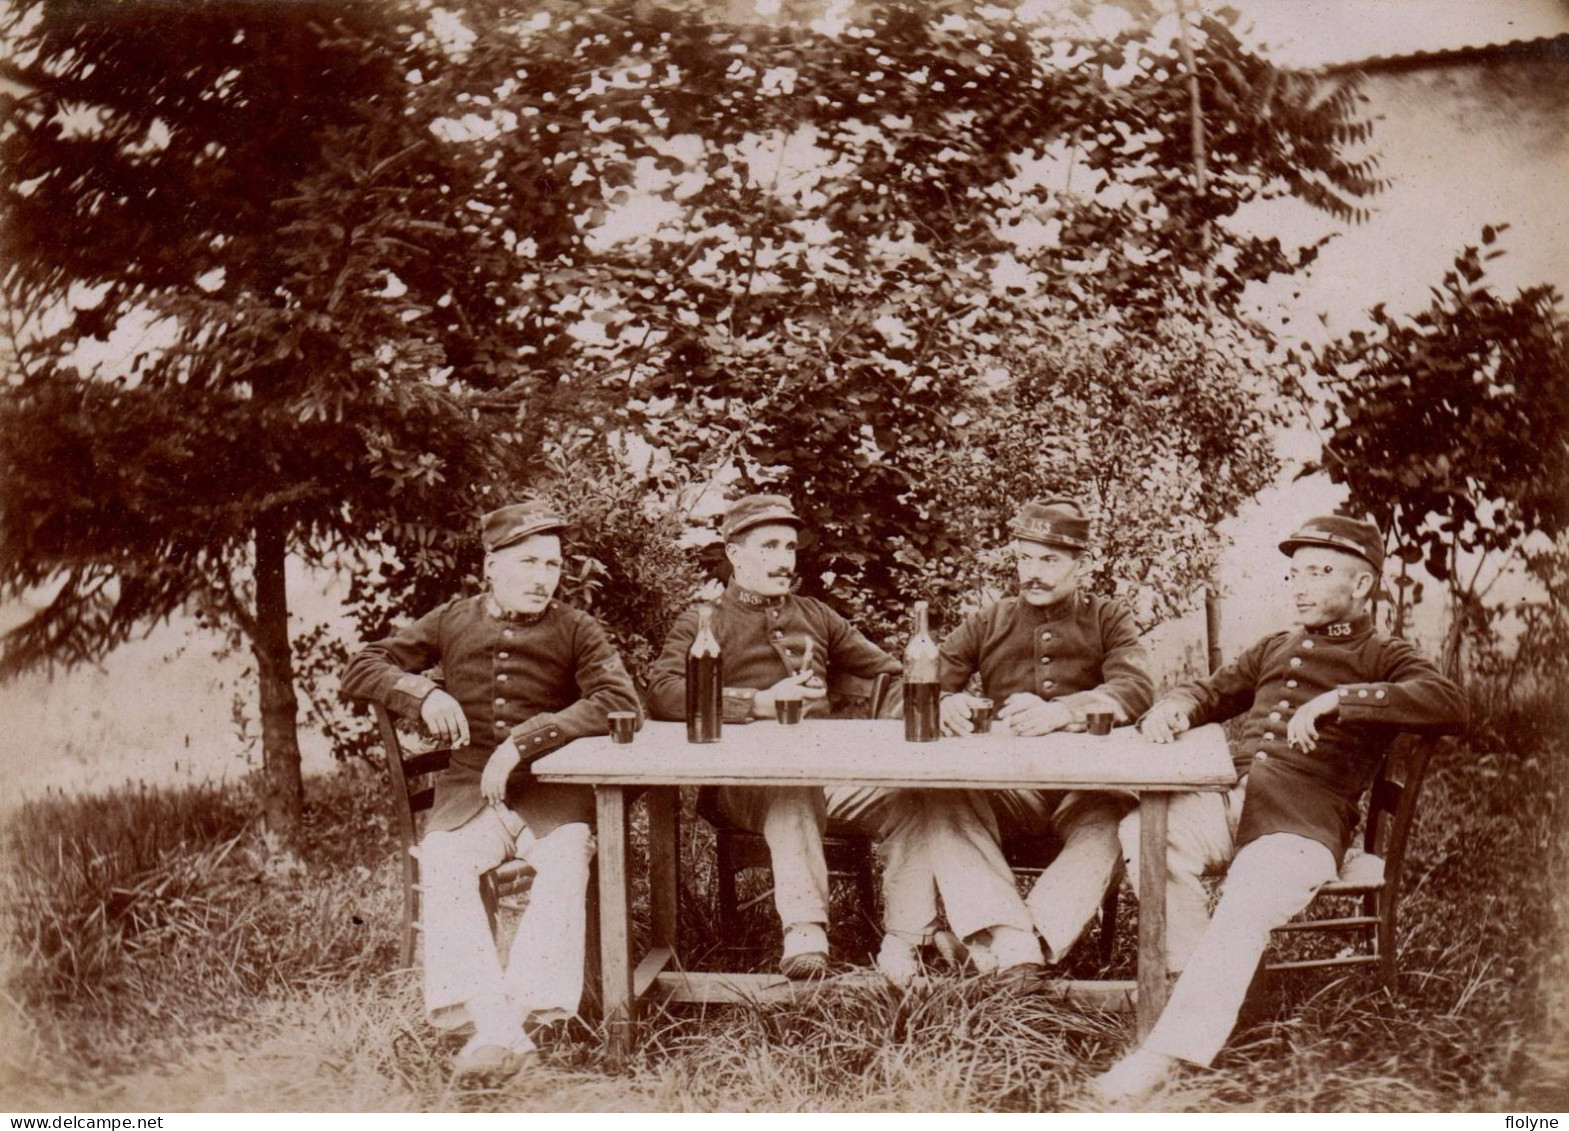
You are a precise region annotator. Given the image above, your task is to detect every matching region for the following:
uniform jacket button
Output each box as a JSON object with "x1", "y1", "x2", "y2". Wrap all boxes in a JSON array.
[
  {"x1": 498, "y1": 651, "x2": 510, "y2": 660},
  {"x1": 1303, "y1": 639, "x2": 1315, "y2": 650},
  {"x1": 1290, "y1": 657, "x2": 1303, "y2": 668},
  {"x1": 1286, "y1": 680, "x2": 1299, "y2": 688}
]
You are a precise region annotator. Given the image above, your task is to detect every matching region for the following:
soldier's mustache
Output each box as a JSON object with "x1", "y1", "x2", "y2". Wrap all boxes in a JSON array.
[{"x1": 768, "y1": 569, "x2": 795, "y2": 579}]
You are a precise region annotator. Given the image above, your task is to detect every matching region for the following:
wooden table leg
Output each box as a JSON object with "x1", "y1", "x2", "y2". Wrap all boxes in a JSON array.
[
  {"x1": 595, "y1": 785, "x2": 633, "y2": 1063},
  {"x1": 1136, "y1": 790, "x2": 1169, "y2": 1040},
  {"x1": 646, "y1": 786, "x2": 680, "y2": 953}
]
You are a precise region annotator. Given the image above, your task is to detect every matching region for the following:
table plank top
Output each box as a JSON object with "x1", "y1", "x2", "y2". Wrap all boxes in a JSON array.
[{"x1": 532, "y1": 719, "x2": 1236, "y2": 792}]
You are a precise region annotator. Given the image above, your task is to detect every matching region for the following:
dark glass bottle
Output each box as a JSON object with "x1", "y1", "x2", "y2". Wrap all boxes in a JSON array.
[
  {"x1": 903, "y1": 600, "x2": 940, "y2": 742},
  {"x1": 686, "y1": 602, "x2": 723, "y2": 743}
]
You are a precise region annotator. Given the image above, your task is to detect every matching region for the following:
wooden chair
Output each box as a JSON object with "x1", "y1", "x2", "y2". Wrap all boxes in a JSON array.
[
  {"x1": 1262, "y1": 733, "x2": 1447, "y2": 987},
  {"x1": 374, "y1": 703, "x2": 535, "y2": 968}
]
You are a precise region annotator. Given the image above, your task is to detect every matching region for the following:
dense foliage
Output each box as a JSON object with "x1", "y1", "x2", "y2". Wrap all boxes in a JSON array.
[
  {"x1": 1310, "y1": 230, "x2": 1569, "y2": 677},
  {"x1": 1, "y1": 0, "x2": 1381, "y2": 804}
]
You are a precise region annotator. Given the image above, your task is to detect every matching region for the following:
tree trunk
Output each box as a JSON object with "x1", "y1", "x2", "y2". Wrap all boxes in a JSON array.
[{"x1": 252, "y1": 512, "x2": 304, "y2": 843}]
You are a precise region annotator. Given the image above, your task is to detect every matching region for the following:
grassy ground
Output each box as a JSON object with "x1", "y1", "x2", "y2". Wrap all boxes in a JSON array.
[{"x1": 2, "y1": 699, "x2": 1566, "y2": 1113}]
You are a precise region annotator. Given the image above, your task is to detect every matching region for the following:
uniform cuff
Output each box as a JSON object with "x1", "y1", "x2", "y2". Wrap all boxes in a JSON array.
[
  {"x1": 393, "y1": 673, "x2": 441, "y2": 719},
  {"x1": 1337, "y1": 684, "x2": 1392, "y2": 715},
  {"x1": 510, "y1": 714, "x2": 568, "y2": 766},
  {"x1": 722, "y1": 687, "x2": 758, "y2": 723}
]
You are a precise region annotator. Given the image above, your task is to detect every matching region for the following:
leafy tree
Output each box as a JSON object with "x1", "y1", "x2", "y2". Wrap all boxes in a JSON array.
[
  {"x1": 1309, "y1": 230, "x2": 1569, "y2": 678},
  {"x1": 504, "y1": 0, "x2": 1378, "y2": 635},
  {"x1": 916, "y1": 311, "x2": 1282, "y2": 631},
  {"x1": 0, "y1": 0, "x2": 1388, "y2": 803},
  {"x1": 0, "y1": 0, "x2": 580, "y2": 840}
]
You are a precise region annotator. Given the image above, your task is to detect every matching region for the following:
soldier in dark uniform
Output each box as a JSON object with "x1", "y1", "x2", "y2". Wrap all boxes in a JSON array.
[
  {"x1": 1093, "y1": 515, "x2": 1468, "y2": 1105},
  {"x1": 645, "y1": 494, "x2": 907, "y2": 977},
  {"x1": 905, "y1": 497, "x2": 1153, "y2": 979},
  {"x1": 342, "y1": 502, "x2": 641, "y2": 1084}
]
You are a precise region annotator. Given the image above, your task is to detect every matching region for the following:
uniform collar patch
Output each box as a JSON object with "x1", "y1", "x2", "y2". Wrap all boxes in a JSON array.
[
  {"x1": 486, "y1": 595, "x2": 550, "y2": 625},
  {"x1": 729, "y1": 584, "x2": 787, "y2": 608},
  {"x1": 1306, "y1": 614, "x2": 1372, "y2": 639}
]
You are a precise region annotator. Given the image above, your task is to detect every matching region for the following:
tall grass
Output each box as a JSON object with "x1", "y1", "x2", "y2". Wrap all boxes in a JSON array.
[
  {"x1": 2, "y1": 679, "x2": 1565, "y2": 1111},
  {"x1": 1, "y1": 771, "x2": 400, "y2": 1078}
]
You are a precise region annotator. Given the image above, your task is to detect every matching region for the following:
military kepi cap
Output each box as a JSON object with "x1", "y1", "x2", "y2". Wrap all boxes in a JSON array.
[
  {"x1": 721, "y1": 494, "x2": 803, "y2": 541},
  {"x1": 1009, "y1": 496, "x2": 1091, "y2": 550},
  {"x1": 1279, "y1": 515, "x2": 1384, "y2": 572},
  {"x1": 481, "y1": 501, "x2": 568, "y2": 553}
]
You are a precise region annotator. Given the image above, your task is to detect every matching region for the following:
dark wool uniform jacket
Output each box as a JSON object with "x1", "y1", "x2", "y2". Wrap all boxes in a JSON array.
[
  {"x1": 1159, "y1": 614, "x2": 1468, "y2": 864},
  {"x1": 646, "y1": 583, "x2": 901, "y2": 723},
  {"x1": 341, "y1": 595, "x2": 642, "y2": 834},
  {"x1": 938, "y1": 592, "x2": 1155, "y2": 724}
]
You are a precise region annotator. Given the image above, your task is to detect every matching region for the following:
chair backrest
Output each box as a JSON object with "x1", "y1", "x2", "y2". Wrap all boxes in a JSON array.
[
  {"x1": 374, "y1": 702, "x2": 453, "y2": 849},
  {"x1": 1362, "y1": 733, "x2": 1443, "y2": 883}
]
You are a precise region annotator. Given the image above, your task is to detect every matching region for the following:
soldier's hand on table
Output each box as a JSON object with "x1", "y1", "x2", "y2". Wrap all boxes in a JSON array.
[
  {"x1": 1287, "y1": 690, "x2": 1339, "y2": 752},
  {"x1": 481, "y1": 738, "x2": 522, "y2": 804},
  {"x1": 420, "y1": 688, "x2": 470, "y2": 747},
  {"x1": 998, "y1": 693, "x2": 1074, "y2": 736},
  {"x1": 940, "y1": 693, "x2": 980, "y2": 736},
  {"x1": 755, "y1": 671, "x2": 827, "y2": 718},
  {"x1": 1140, "y1": 701, "x2": 1191, "y2": 744}
]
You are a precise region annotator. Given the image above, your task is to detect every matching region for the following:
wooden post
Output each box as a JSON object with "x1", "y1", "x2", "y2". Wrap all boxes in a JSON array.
[
  {"x1": 646, "y1": 786, "x2": 680, "y2": 953},
  {"x1": 595, "y1": 785, "x2": 633, "y2": 1064},
  {"x1": 1136, "y1": 791, "x2": 1170, "y2": 1039}
]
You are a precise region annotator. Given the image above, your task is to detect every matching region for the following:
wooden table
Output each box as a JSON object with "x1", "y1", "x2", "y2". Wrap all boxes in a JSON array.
[{"x1": 533, "y1": 719, "x2": 1234, "y2": 1055}]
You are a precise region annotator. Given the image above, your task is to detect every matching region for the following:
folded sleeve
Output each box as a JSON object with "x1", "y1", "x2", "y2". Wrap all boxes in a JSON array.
[
  {"x1": 512, "y1": 614, "x2": 643, "y2": 758},
  {"x1": 1055, "y1": 601, "x2": 1155, "y2": 723},
  {"x1": 340, "y1": 603, "x2": 450, "y2": 720},
  {"x1": 1158, "y1": 632, "x2": 1274, "y2": 726},
  {"x1": 644, "y1": 606, "x2": 697, "y2": 721},
  {"x1": 1336, "y1": 638, "x2": 1469, "y2": 734},
  {"x1": 822, "y1": 602, "x2": 902, "y2": 680},
  {"x1": 937, "y1": 610, "x2": 984, "y2": 696}
]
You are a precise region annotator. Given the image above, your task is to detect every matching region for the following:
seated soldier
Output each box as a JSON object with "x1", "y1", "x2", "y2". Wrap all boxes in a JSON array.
[
  {"x1": 342, "y1": 502, "x2": 641, "y2": 1085},
  {"x1": 909, "y1": 497, "x2": 1152, "y2": 981},
  {"x1": 1093, "y1": 515, "x2": 1467, "y2": 1106},
  {"x1": 645, "y1": 494, "x2": 908, "y2": 978}
]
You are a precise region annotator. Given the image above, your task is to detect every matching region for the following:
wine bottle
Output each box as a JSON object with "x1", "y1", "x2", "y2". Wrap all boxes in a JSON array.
[
  {"x1": 686, "y1": 601, "x2": 723, "y2": 743},
  {"x1": 903, "y1": 600, "x2": 940, "y2": 743}
]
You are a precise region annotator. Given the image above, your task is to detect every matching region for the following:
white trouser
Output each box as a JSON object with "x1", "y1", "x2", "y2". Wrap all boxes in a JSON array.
[
  {"x1": 1118, "y1": 781, "x2": 1247, "y2": 972},
  {"x1": 985, "y1": 790, "x2": 1126, "y2": 961},
  {"x1": 419, "y1": 809, "x2": 592, "y2": 1039},
  {"x1": 825, "y1": 787, "x2": 1035, "y2": 943},
  {"x1": 1143, "y1": 832, "x2": 1338, "y2": 1066},
  {"x1": 833, "y1": 786, "x2": 1118, "y2": 957},
  {"x1": 717, "y1": 785, "x2": 830, "y2": 928}
]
